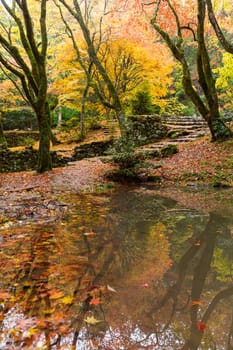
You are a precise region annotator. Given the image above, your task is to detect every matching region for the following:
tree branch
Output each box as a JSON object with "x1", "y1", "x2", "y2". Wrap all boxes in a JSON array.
[{"x1": 206, "y1": 0, "x2": 233, "y2": 54}]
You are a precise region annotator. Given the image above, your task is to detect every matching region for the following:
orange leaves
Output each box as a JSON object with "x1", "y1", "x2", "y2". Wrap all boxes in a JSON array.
[
  {"x1": 89, "y1": 297, "x2": 102, "y2": 306},
  {"x1": 49, "y1": 289, "x2": 64, "y2": 300},
  {"x1": 191, "y1": 300, "x2": 203, "y2": 307},
  {"x1": 84, "y1": 284, "x2": 117, "y2": 309},
  {"x1": 0, "y1": 290, "x2": 12, "y2": 300}
]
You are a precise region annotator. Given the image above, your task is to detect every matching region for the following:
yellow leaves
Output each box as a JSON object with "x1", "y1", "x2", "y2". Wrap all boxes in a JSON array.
[
  {"x1": 84, "y1": 315, "x2": 102, "y2": 325},
  {"x1": 61, "y1": 295, "x2": 74, "y2": 305},
  {"x1": 25, "y1": 327, "x2": 38, "y2": 338}
]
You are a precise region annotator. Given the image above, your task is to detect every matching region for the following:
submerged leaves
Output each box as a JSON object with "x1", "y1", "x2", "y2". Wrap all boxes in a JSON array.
[{"x1": 84, "y1": 316, "x2": 103, "y2": 325}]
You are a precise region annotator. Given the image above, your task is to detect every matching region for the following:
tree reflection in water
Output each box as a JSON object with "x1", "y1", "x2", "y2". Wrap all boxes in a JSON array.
[{"x1": 0, "y1": 188, "x2": 232, "y2": 349}]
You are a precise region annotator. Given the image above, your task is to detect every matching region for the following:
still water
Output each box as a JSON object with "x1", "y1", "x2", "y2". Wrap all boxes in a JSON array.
[{"x1": 0, "y1": 185, "x2": 232, "y2": 349}]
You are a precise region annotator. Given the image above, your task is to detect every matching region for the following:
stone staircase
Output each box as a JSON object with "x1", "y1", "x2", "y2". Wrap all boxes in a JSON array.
[
  {"x1": 142, "y1": 115, "x2": 210, "y2": 154},
  {"x1": 162, "y1": 115, "x2": 209, "y2": 141},
  {"x1": 102, "y1": 119, "x2": 119, "y2": 137}
]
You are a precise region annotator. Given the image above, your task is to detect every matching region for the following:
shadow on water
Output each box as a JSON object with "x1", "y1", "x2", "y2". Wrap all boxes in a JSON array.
[{"x1": 0, "y1": 185, "x2": 232, "y2": 349}]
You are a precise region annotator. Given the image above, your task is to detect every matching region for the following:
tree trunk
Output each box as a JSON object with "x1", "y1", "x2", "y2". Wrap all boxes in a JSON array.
[
  {"x1": 0, "y1": 112, "x2": 7, "y2": 149},
  {"x1": 196, "y1": 0, "x2": 232, "y2": 141},
  {"x1": 36, "y1": 104, "x2": 52, "y2": 173},
  {"x1": 80, "y1": 82, "x2": 90, "y2": 140},
  {"x1": 57, "y1": 106, "x2": 62, "y2": 127}
]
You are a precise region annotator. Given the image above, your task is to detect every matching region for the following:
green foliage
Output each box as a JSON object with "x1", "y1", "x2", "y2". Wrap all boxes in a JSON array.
[
  {"x1": 160, "y1": 98, "x2": 186, "y2": 116},
  {"x1": 131, "y1": 87, "x2": 153, "y2": 115},
  {"x1": 85, "y1": 116, "x2": 102, "y2": 131},
  {"x1": 160, "y1": 144, "x2": 178, "y2": 158},
  {"x1": 215, "y1": 52, "x2": 233, "y2": 113},
  {"x1": 213, "y1": 248, "x2": 233, "y2": 282},
  {"x1": 106, "y1": 136, "x2": 154, "y2": 181},
  {"x1": 0, "y1": 136, "x2": 7, "y2": 150},
  {"x1": 212, "y1": 119, "x2": 232, "y2": 140},
  {"x1": 110, "y1": 137, "x2": 140, "y2": 169},
  {"x1": 211, "y1": 162, "x2": 233, "y2": 187},
  {"x1": 48, "y1": 94, "x2": 58, "y2": 111},
  {"x1": 2, "y1": 109, "x2": 37, "y2": 130},
  {"x1": 168, "y1": 65, "x2": 196, "y2": 116},
  {"x1": 18, "y1": 136, "x2": 35, "y2": 148},
  {"x1": 52, "y1": 106, "x2": 80, "y2": 127}
]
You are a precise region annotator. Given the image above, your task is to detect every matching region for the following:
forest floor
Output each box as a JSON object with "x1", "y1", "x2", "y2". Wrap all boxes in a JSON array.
[
  {"x1": 1, "y1": 136, "x2": 233, "y2": 227},
  {"x1": 150, "y1": 136, "x2": 233, "y2": 187}
]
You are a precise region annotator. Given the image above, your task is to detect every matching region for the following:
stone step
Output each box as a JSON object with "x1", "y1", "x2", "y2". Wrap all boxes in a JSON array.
[
  {"x1": 166, "y1": 126, "x2": 208, "y2": 132},
  {"x1": 162, "y1": 120, "x2": 207, "y2": 126},
  {"x1": 161, "y1": 115, "x2": 204, "y2": 120}
]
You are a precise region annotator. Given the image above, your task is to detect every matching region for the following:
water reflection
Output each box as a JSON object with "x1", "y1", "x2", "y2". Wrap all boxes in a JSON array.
[{"x1": 0, "y1": 186, "x2": 232, "y2": 349}]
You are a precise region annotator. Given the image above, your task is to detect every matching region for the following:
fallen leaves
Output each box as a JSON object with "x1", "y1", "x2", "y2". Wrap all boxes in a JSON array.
[
  {"x1": 49, "y1": 290, "x2": 64, "y2": 300},
  {"x1": 84, "y1": 315, "x2": 103, "y2": 325},
  {"x1": 197, "y1": 321, "x2": 206, "y2": 331},
  {"x1": 191, "y1": 300, "x2": 203, "y2": 307},
  {"x1": 151, "y1": 138, "x2": 233, "y2": 185},
  {"x1": 89, "y1": 297, "x2": 102, "y2": 305},
  {"x1": 0, "y1": 290, "x2": 12, "y2": 300},
  {"x1": 61, "y1": 295, "x2": 74, "y2": 305}
]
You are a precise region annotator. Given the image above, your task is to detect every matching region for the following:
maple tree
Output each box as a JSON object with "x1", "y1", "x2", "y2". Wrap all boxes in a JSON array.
[
  {"x1": 56, "y1": 0, "x2": 128, "y2": 134},
  {"x1": 0, "y1": 0, "x2": 52, "y2": 172},
  {"x1": 49, "y1": 30, "x2": 172, "y2": 136}
]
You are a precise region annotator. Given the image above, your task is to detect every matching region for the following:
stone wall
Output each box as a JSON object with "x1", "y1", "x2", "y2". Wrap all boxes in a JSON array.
[
  {"x1": 5, "y1": 131, "x2": 39, "y2": 147},
  {"x1": 0, "y1": 148, "x2": 68, "y2": 173},
  {"x1": 73, "y1": 140, "x2": 114, "y2": 160},
  {"x1": 126, "y1": 115, "x2": 168, "y2": 145}
]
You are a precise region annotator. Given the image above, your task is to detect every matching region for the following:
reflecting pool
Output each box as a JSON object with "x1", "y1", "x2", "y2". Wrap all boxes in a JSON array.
[{"x1": 0, "y1": 185, "x2": 232, "y2": 349}]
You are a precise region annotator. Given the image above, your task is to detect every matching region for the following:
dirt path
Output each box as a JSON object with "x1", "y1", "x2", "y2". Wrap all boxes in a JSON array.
[{"x1": 0, "y1": 158, "x2": 113, "y2": 227}]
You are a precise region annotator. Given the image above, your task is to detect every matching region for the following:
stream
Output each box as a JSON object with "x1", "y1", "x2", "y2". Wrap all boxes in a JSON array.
[{"x1": 0, "y1": 185, "x2": 232, "y2": 349}]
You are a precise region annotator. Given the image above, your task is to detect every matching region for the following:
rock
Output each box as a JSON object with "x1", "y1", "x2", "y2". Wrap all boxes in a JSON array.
[
  {"x1": 125, "y1": 115, "x2": 168, "y2": 146},
  {"x1": 73, "y1": 140, "x2": 114, "y2": 160},
  {"x1": 160, "y1": 144, "x2": 178, "y2": 158}
]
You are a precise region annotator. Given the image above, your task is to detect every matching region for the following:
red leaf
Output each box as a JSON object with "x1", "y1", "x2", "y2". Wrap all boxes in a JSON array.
[{"x1": 197, "y1": 321, "x2": 206, "y2": 331}]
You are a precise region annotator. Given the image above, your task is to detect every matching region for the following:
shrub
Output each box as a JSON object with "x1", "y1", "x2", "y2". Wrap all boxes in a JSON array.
[
  {"x1": 106, "y1": 136, "x2": 153, "y2": 182},
  {"x1": 131, "y1": 87, "x2": 153, "y2": 115}
]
